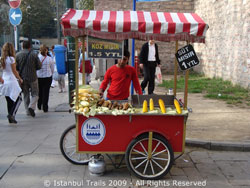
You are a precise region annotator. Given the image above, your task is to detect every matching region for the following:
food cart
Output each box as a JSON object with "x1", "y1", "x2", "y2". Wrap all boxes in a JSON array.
[{"x1": 59, "y1": 9, "x2": 208, "y2": 180}]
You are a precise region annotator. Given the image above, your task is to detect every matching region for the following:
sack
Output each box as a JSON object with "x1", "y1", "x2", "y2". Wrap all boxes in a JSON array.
[
  {"x1": 155, "y1": 66, "x2": 162, "y2": 84},
  {"x1": 53, "y1": 71, "x2": 59, "y2": 81},
  {"x1": 80, "y1": 60, "x2": 92, "y2": 74}
]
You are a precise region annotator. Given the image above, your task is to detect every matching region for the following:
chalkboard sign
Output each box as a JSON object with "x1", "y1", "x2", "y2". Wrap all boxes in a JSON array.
[
  {"x1": 87, "y1": 36, "x2": 123, "y2": 59},
  {"x1": 175, "y1": 44, "x2": 200, "y2": 71}
]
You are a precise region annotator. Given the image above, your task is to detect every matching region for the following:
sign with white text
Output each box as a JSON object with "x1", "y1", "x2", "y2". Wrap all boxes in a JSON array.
[
  {"x1": 175, "y1": 44, "x2": 200, "y2": 71},
  {"x1": 87, "y1": 36, "x2": 123, "y2": 59}
]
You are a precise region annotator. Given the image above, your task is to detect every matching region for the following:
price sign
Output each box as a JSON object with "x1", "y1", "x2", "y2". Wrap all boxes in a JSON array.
[
  {"x1": 175, "y1": 44, "x2": 200, "y2": 71},
  {"x1": 87, "y1": 36, "x2": 123, "y2": 59}
]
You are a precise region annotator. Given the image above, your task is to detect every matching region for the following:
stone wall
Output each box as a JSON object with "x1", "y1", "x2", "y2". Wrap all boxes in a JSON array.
[
  {"x1": 194, "y1": 0, "x2": 250, "y2": 88},
  {"x1": 94, "y1": 0, "x2": 250, "y2": 88}
]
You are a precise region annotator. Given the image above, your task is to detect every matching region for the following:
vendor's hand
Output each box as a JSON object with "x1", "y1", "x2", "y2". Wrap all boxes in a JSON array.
[
  {"x1": 139, "y1": 64, "x2": 143, "y2": 69},
  {"x1": 99, "y1": 89, "x2": 104, "y2": 98},
  {"x1": 19, "y1": 78, "x2": 23, "y2": 84}
]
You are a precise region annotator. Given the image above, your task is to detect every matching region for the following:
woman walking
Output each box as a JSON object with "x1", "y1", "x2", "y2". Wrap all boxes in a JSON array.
[
  {"x1": 37, "y1": 45, "x2": 54, "y2": 112},
  {"x1": 0, "y1": 42, "x2": 23, "y2": 124}
]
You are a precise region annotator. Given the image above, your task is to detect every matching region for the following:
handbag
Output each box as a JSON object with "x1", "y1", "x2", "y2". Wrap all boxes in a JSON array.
[{"x1": 79, "y1": 60, "x2": 92, "y2": 74}]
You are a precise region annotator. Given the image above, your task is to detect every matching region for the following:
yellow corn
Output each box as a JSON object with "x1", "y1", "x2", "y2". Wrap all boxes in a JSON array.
[
  {"x1": 142, "y1": 100, "x2": 148, "y2": 113},
  {"x1": 158, "y1": 99, "x2": 166, "y2": 113},
  {"x1": 149, "y1": 98, "x2": 154, "y2": 111},
  {"x1": 174, "y1": 99, "x2": 182, "y2": 114}
]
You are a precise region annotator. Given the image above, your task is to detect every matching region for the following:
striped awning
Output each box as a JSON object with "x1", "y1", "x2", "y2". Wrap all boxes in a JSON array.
[{"x1": 61, "y1": 9, "x2": 209, "y2": 43}]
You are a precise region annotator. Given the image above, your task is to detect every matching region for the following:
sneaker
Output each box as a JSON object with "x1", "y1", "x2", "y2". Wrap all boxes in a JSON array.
[{"x1": 28, "y1": 108, "x2": 35, "y2": 117}]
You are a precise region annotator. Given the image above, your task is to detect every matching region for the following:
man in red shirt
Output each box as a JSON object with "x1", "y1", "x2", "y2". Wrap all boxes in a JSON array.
[{"x1": 99, "y1": 50, "x2": 142, "y2": 100}]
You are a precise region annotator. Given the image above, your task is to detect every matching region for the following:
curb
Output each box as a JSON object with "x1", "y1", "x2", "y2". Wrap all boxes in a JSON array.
[{"x1": 186, "y1": 139, "x2": 250, "y2": 151}]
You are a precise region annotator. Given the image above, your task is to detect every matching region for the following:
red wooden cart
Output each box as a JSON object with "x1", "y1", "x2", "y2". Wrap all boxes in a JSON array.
[{"x1": 59, "y1": 9, "x2": 208, "y2": 180}]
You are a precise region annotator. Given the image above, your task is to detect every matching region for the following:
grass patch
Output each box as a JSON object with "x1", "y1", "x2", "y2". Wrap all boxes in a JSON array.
[{"x1": 159, "y1": 73, "x2": 250, "y2": 106}]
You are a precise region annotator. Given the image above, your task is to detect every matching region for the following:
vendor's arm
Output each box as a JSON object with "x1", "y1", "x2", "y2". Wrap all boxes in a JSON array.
[
  {"x1": 99, "y1": 69, "x2": 111, "y2": 97},
  {"x1": 132, "y1": 68, "x2": 142, "y2": 95}
]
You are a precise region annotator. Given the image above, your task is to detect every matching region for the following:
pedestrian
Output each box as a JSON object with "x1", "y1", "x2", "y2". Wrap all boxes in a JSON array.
[
  {"x1": 16, "y1": 41, "x2": 41, "y2": 117},
  {"x1": 50, "y1": 45, "x2": 57, "y2": 88},
  {"x1": 0, "y1": 42, "x2": 23, "y2": 123},
  {"x1": 99, "y1": 50, "x2": 142, "y2": 100},
  {"x1": 57, "y1": 68, "x2": 66, "y2": 93},
  {"x1": 37, "y1": 45, "x2": 54, "y2": 112},
  {"x1": 139, "y1": 40, "x2": 161, "y2": 95},
  {"x1": 79, "y1": 50, "x2": 93, "y2": 85}
]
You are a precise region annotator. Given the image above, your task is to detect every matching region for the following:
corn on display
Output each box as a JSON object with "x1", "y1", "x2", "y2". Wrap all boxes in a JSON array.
[
  {"x1": 174, "y1": 99, "x2": 182, "y2": 114},
  {"x1": 142, "y1": 100, "x2": 148, "y2": 113},
  {"x1": 72, "y1": 85, "x2": 100, "y2": 116},
  {"x1": 149, "y1": 98, "x2": 154, "y2": 111},
  {"x1": 72, "y1": 86, "x2": 186, "y2": 116},
  {"x1": 158, "y1": 99, "x2": 166, "y2": 113}
]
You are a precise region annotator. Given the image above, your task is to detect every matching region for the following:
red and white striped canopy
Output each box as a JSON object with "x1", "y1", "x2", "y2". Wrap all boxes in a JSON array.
[{"x1": 61, "y1": 9, "x2": 209, "y2": 43}]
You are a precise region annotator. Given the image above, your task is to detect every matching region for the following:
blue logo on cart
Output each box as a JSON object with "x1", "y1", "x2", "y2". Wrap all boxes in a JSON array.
[{"x1": 81, "y1": 118, "x2": 106, "y2": 145}]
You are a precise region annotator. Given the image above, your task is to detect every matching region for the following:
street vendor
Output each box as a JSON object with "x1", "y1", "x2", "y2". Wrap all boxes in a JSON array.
[{"x1": 99, "y1": 50, "x2": 142, "y2": 100}]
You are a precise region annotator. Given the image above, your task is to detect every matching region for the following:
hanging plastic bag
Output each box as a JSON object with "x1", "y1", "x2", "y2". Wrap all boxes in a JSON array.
[{"x1": 155, "y1": 66, "x2": 162, "y2": 84}]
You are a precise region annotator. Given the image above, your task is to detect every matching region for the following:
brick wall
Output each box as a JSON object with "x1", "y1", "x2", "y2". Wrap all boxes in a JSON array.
[{"x1": 94, "y1": 0, "x2": 250, "y2": 88}]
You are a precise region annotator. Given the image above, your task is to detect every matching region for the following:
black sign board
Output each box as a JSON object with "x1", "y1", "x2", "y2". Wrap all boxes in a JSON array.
[
  {"x1": 175, "y1": 44, "x2": 200, "y2": 71},
  {"x1": 87, "y1": 36, "x2": 123, "y2": 59}
]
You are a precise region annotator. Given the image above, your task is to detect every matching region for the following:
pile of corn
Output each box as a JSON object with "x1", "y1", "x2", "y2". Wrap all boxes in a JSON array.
[{"x1": 72, "y1": 85, "x2": 100, "y2": 116}]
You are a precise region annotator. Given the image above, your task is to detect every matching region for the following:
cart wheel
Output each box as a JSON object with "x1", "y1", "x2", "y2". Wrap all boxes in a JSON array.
[
  {"x1": 60, "y1": 125, "x2": 90, "y2": 165},
  {"x1": 125, "y1": 133, "x2": 174, "y2": 180}
]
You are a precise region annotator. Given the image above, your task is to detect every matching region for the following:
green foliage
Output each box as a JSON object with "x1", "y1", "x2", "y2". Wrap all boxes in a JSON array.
[
  {"x1": 160, "y1": 73, "x2": 250, "y2": 107},
  {"x1": 0, "y1": 1, "x2": 11, "y2": 34},
  {"x1": 78, "y1": 0, "x2": 94, "y2": 10},
  {"x1": 20, "y1": 0, "x2": 57, "y2": 38}
]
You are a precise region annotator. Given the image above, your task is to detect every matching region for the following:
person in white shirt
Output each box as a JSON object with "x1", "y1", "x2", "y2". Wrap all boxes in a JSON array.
[
  {"x1": 37, "y1": 45, "x2": 54, "y2": 112},
  {"x1": 0, "y1": 42, "x2": 23, "y2": 123},
  {"x1": 139, "y1": 40, "x2": 161, "y2": 95}
]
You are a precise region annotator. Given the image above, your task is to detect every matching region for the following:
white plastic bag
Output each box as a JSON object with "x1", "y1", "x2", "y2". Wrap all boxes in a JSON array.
[{"x1": 155, "y1": 66, "x2": 162, "y2": 84}]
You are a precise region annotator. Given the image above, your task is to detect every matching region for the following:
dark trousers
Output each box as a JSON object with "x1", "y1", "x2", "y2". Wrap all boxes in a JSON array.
[
  {"x1": 5, "y1": 94, "x2": 22, "y2": 117},
  {"x1": 38, "y1": 77, "x2": 52, "y2": 112},
  {"x1": 141, "y1": 61, "x2": 157, "y2": 94}
]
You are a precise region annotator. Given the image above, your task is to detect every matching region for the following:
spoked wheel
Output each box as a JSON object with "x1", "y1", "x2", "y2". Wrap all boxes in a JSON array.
[
  {"x1": 60, "y1": 125, "x2": 90, "y2": 165},
  {"x1": 125, "y1": 133, "x2": 174, "y2": 180}
]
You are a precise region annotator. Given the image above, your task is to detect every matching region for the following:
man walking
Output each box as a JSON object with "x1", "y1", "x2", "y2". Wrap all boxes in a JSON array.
[
  {"x1": 16, "y1": 41, "x2": 41, "y2": 117},
  {"x1": 139, "y1": 40, "x2": 161, "y2": 95}
]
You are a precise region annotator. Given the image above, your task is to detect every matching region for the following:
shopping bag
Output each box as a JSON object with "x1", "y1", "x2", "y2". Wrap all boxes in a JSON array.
[
  {"x1": 155, "y1": 66, "x2": 162, "y2": 84},
  {"x1": 53, "y1": 71, "x2": 59, "y2": 81}
]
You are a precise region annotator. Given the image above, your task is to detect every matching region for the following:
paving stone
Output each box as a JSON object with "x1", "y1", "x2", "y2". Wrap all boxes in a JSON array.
[
  {"x1": 189, "y1": 151, "x2": 214, "y2": 164},
  {"x1": 208, "y1": 151, "x2": 250, "y2": 161}
]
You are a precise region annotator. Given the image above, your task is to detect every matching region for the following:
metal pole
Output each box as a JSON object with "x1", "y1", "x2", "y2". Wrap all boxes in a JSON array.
[
  {"x1": 130, "y1": 0, "x2": 136, "y2": 95},
  {"x1": 14, "y1": 26, "x2": 18, "y2": 51},
  {"x1": 81, "y1": 36, "x2": 86, "y2": 85},
  {"x1": 65, "y1": 0, "x2": 76, "y2": 104},
  {"x1": 174, "y1": 41, "x2": 178, "y2": 96},
  {"x1": 56, "y1": 0, "x2": 60, "y2": 44},
  {"x1": 75, "y1": 37, "x2": 79, "y2": 110},
  {"x1": 184, "y1": 41, "x2": 190, "y2": 110}
]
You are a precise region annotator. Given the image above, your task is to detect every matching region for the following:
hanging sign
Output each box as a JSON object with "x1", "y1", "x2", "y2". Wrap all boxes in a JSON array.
[
  {"x1": 87, "y1": 36, "x2": 123, "y2": 59},
  {"x1": 175, "y1": 44, "x2": 200, "y2": 71}
]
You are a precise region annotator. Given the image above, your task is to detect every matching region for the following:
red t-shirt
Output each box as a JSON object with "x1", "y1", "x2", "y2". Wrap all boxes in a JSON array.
[{"x1": 100, "y1": 65, "x2": 142, "y2": 100}]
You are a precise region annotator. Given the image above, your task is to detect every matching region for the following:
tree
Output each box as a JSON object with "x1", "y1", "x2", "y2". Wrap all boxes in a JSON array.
[
  {"x1": 0, "y1": 0, "x2": 11, "y2": 35},
  {"x1": 78, "y1": 0, "x2": 94, "y2": 10},
  {"x1": 20, "y1": 0, "x2": 56, "y2": 38}
]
